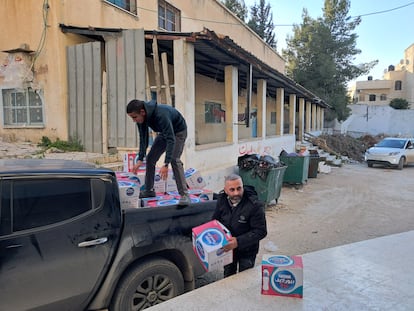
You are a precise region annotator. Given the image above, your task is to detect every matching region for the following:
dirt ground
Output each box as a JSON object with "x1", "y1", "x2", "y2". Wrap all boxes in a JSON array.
[{"x1": 257, "y1": 162, "x2": 414, "y2": 260}]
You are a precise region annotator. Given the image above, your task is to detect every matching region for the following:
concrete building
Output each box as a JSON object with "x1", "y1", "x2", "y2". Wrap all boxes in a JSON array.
[
  {"x1": 349, "y1": 43, "x2": 414, "y2": 108},
  {"x1": 0, "y1": 0, "x2": 327, "y2": 191}
]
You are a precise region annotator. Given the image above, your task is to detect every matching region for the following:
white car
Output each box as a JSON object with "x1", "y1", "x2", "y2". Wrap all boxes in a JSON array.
[{"x1": 365, "y1": 137, "x2": 414, "y2": 169}]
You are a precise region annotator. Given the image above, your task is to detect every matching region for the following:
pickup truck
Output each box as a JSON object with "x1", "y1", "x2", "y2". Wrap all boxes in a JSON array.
[{"x1": 0, "y1": 159, "x2": 217, "y2": 311}]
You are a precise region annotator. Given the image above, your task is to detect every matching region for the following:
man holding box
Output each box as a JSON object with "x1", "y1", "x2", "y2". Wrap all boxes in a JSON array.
[
  {"x1": 126, "y1": 99, "x2": 190, "y2": 205},
  {"x1": 212, "y1": 174, "x2": 267, "y2": 277}
]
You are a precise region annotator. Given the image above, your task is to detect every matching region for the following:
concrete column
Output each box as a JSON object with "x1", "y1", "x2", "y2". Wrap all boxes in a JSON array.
[
  {"x1": 317, "y1": 106, "x2": 322, "y2": 131},
  {"x1": 224, "y1": 65, "x2": 238, "y2": 143},
  {"x1": 289, "y1": 94, "x2": 296, "y2": 135},
  {"x1": 298, "y1": 98, "x2": 305, "y2": 141},
  {"x1": 312, "y1": 104, "x2": 317, "y2": 131},
  {"x1": 173, "y1": 39, "x2": 195, "y2": 163},
  {"x1": 306, "y1": 101, "x2": 312, "y2": 133},
  {"x1": 257, "y1": 79, "x2": 266, "y2": 138},
  {"x1": 276, "y1": 88, "x2": 284, "y2": 136},
  {"x1": 321, "y1": 108, "x2": 325, "y2": 131}
]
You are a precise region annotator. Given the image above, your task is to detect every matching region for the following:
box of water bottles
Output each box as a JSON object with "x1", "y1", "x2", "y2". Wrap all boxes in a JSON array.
[{"x1": 261, "y1": 255, "x2": 303, "y2": 298}]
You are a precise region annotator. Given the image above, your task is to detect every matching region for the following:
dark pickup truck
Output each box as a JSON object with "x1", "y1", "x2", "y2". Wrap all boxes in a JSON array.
[{"x1": 0, "y1": 159, "x2": 216, "y2": 311}]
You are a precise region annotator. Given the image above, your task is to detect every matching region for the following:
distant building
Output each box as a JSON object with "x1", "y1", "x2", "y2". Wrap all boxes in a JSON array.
[{"x1": 349, "y1": 43, "x2": 414, "y2": 108}]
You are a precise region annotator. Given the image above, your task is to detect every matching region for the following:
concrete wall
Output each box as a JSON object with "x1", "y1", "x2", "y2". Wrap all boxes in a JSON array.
[{"x1": 337, "y1": 104, "x2": 414, "y2": 137}]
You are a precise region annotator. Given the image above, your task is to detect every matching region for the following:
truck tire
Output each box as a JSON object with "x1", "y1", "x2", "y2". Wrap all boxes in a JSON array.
[{"x1": 110, "y1": 257, "x2": 184, "y2": 311}]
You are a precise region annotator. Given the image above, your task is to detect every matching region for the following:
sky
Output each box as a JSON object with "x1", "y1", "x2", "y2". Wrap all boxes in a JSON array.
[{"x1": 243, "y1": 0, "x2": 414, "y2": 84}]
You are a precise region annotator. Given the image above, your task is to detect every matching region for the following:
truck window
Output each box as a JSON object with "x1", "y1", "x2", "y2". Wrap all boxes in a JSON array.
[{"x1": 12, "y1": 178, "x2": 93, "y2": 231}]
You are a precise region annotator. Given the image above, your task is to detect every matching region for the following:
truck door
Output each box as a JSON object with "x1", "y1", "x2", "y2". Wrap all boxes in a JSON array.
[{"x1": 0, "y1": 176, "x2": 122, "y2": 311}]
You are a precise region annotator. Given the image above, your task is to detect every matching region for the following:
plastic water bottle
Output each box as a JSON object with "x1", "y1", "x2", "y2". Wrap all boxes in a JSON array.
[{"x1": 262, "y1": 268, "x2": 269, "y2": 291}]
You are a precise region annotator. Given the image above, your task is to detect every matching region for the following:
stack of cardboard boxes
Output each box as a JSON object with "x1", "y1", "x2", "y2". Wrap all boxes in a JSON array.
[{"x1": 117, "y1": 153, "x2": 213, "y2": 208}]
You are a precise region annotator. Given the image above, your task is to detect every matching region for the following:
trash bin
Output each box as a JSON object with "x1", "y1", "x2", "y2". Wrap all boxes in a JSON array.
[
  {"x1": 280, "y1": 155, "x2": 310, "y2": 184},
  {"x1": 238, "y1": 155, "x2": 287, "y2": 205},
  {"x1": 308, "y1": 150, "x2": 320, "y2": 178}
]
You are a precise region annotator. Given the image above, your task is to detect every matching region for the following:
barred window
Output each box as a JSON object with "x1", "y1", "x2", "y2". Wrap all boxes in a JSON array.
[{"x1": 1, "y1": 88, "x2": 44, "y2": 126}]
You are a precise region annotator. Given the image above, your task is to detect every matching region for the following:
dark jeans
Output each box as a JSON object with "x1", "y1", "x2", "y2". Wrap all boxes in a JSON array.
[
  {"x1": 223, "y1": 251, "x2": 256, "y2": 278},
  {"x1": 144, "y1": 129, "x2": 188, "y2": 196}
]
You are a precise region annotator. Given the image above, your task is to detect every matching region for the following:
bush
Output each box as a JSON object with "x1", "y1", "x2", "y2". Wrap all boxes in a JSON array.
[
  {"x1": 38, "y1": 136, "x2": 84, "y2": 152},
  {"x1": 389, "y1": 98, "x2": 410, "y2": 109}
]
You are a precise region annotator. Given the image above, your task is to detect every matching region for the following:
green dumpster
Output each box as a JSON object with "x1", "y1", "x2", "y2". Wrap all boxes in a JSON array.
[
  {"x1": 280, "y1": 155, "x2": 310, "y2": 184},
  {"x1": 239, "y1": 165, "x2": 287, "y2": 204}
]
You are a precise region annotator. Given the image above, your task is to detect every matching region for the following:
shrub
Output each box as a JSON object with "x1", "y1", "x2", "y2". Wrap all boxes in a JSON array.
[
  {"x1": 38, "y1": 136, "x2": 84, "y2": 152},
  {"x1": 389, "y1": 98, "x2": 410, "y2": 109}
]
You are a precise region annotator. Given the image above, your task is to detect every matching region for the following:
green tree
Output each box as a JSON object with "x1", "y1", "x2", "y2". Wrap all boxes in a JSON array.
[
  {"x1": 247, "y1": 0, "x2": 276, "y2": 49},
  {"x1": 389, "y1": 98, "x2": 410, "y2": 109},
  {"x1": 283, "y1": 0, "x2": 377, "y2": 121},
  {"x1": 222, "y1": 0, "x2": 248, "y2": 21}
]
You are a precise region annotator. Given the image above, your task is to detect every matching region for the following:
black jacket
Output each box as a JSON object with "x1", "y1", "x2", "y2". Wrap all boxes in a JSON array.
[
  {"x1": 136, "y1": 100, "x2": 187, "y2": 164},
  {"x1": 212, "y1": 186, "x2": 267, "y2": 256}
]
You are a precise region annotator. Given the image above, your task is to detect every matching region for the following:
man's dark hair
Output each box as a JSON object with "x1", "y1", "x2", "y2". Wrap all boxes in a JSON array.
[{"x1": 126, "y1": 99, "x2": 146, "y2": 113}]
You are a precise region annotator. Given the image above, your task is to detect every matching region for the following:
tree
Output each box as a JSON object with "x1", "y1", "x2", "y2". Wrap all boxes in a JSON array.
[
  {"x1": 389, "y1": 98, "x2": 410, "y2": 109},
  {"x1": 222, "y1": 0, "x2": 248, "y2": 21},
  {"x1": 283, "y1": 0, "x2": 377, "y2": 121},
  {"x1": 247, "y1": 0, "x2": 276, "y2": 49}
]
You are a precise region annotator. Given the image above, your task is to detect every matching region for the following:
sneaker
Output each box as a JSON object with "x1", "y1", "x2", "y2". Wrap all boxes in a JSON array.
[
  {"x1": 178, "y1": 194, "x2": 191, "y2": 206},
  {"x1": 139, "y1": 190, "x2": 156, "y2": 199}
]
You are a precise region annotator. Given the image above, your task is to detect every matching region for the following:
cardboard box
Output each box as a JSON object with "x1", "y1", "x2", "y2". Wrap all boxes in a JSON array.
[
  {"x1": 141, "y1": 194, "x2": 176, "y2": 207},
  {"x1": 115, "y1": 171, "x2": 143, "y2": 186},
  {"x1": 185, "y1": 168, "x2": 206, "y2": 189},
  {"x1": 261, "y1": 255, "x2": 303, "y2": 298},
  {"x1": 192, "y1": 220, "x2": 233, "y2": 272},
  {"x1": 118, "y1": 180, "x2": 140, "y2": 209},
  {"x1": 153, "y1": 169, "x2": 178, "y2": 193},
  {"x1": 123, "y1": 153, "x2": 138, "y2": 173}
]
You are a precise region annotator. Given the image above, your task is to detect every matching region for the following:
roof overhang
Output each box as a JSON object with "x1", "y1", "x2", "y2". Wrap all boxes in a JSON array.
[{"x1": 59, "y1": 24, "x2": 329, "y2": 108}]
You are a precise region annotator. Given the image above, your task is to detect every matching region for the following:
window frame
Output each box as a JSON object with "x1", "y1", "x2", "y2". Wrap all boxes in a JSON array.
[
  {"x1": 395, "y1": 80, "x2": 402, "y2": 91},
  {"x1": 4, "y1": 177, "x2": 104, "y2": 233},
  {"x1": 104, "y1": 0, "x2": 137, "y2": 15},
  {"x1": 1, "y1": 87, "x2": 44, "y2": 127},
  {"x1": 158, "y1": 0, "x2": 181, "y2": 31}
]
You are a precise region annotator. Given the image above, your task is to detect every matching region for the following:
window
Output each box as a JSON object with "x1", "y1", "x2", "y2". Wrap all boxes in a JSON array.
[
  {"x1": 2, "y1": 87, "x2": 44, "y2": 126},
  {"x1": 11, "y1": 178, "x2": 93, "y2": 231},
  {"x1": 358, "y1": 94, "x2": 365, "y2": 101},
  {"x1": 158, "y1": 0, "x2": 181, "y2": 31},
  {"x1": 205, "y1": 102, "x2": 225, "y2": 123},
  {"x1": 369, "y1": 94, "x2": 376, "y2": 102},
  {"x1": 380, "y1": 94, "x2": 387, "y2": 101},
  {"x1": 105, "y1": 0, "x2": 137, "y2": 14},
  {"x1": 395, "y1": 80, "x2": 402, "y2": 91}
]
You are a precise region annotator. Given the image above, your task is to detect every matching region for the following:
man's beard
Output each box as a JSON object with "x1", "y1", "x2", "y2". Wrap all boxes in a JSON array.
[{"x1": 229, "y1": 195, "x2": 242, "y2": 205}]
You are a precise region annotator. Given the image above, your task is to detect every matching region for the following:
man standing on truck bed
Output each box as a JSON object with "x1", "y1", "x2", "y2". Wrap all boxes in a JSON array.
[
  {"x1": 127, "y1": 99, "x2": 190, "y2": 205},
  {"x1": 213, "y1": 174, "x2": 267, "y2": 277}
]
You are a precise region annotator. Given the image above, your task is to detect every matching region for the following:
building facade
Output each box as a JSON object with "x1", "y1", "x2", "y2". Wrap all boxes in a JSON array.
[
  {"x1": 0, "y1": 0, "x2": 327, "y2": 190},
  {"x1": 349, "y1": 43, "x2": 414, "y2": 108}
]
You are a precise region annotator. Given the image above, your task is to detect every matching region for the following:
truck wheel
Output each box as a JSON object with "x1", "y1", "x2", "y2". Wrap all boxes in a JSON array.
[
  {"x1": 367, "y1": 161, "x2": 373, "y2": 168},
  {"x1": 110, "y1": 258, "x2": 184, "y2": 311}
]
